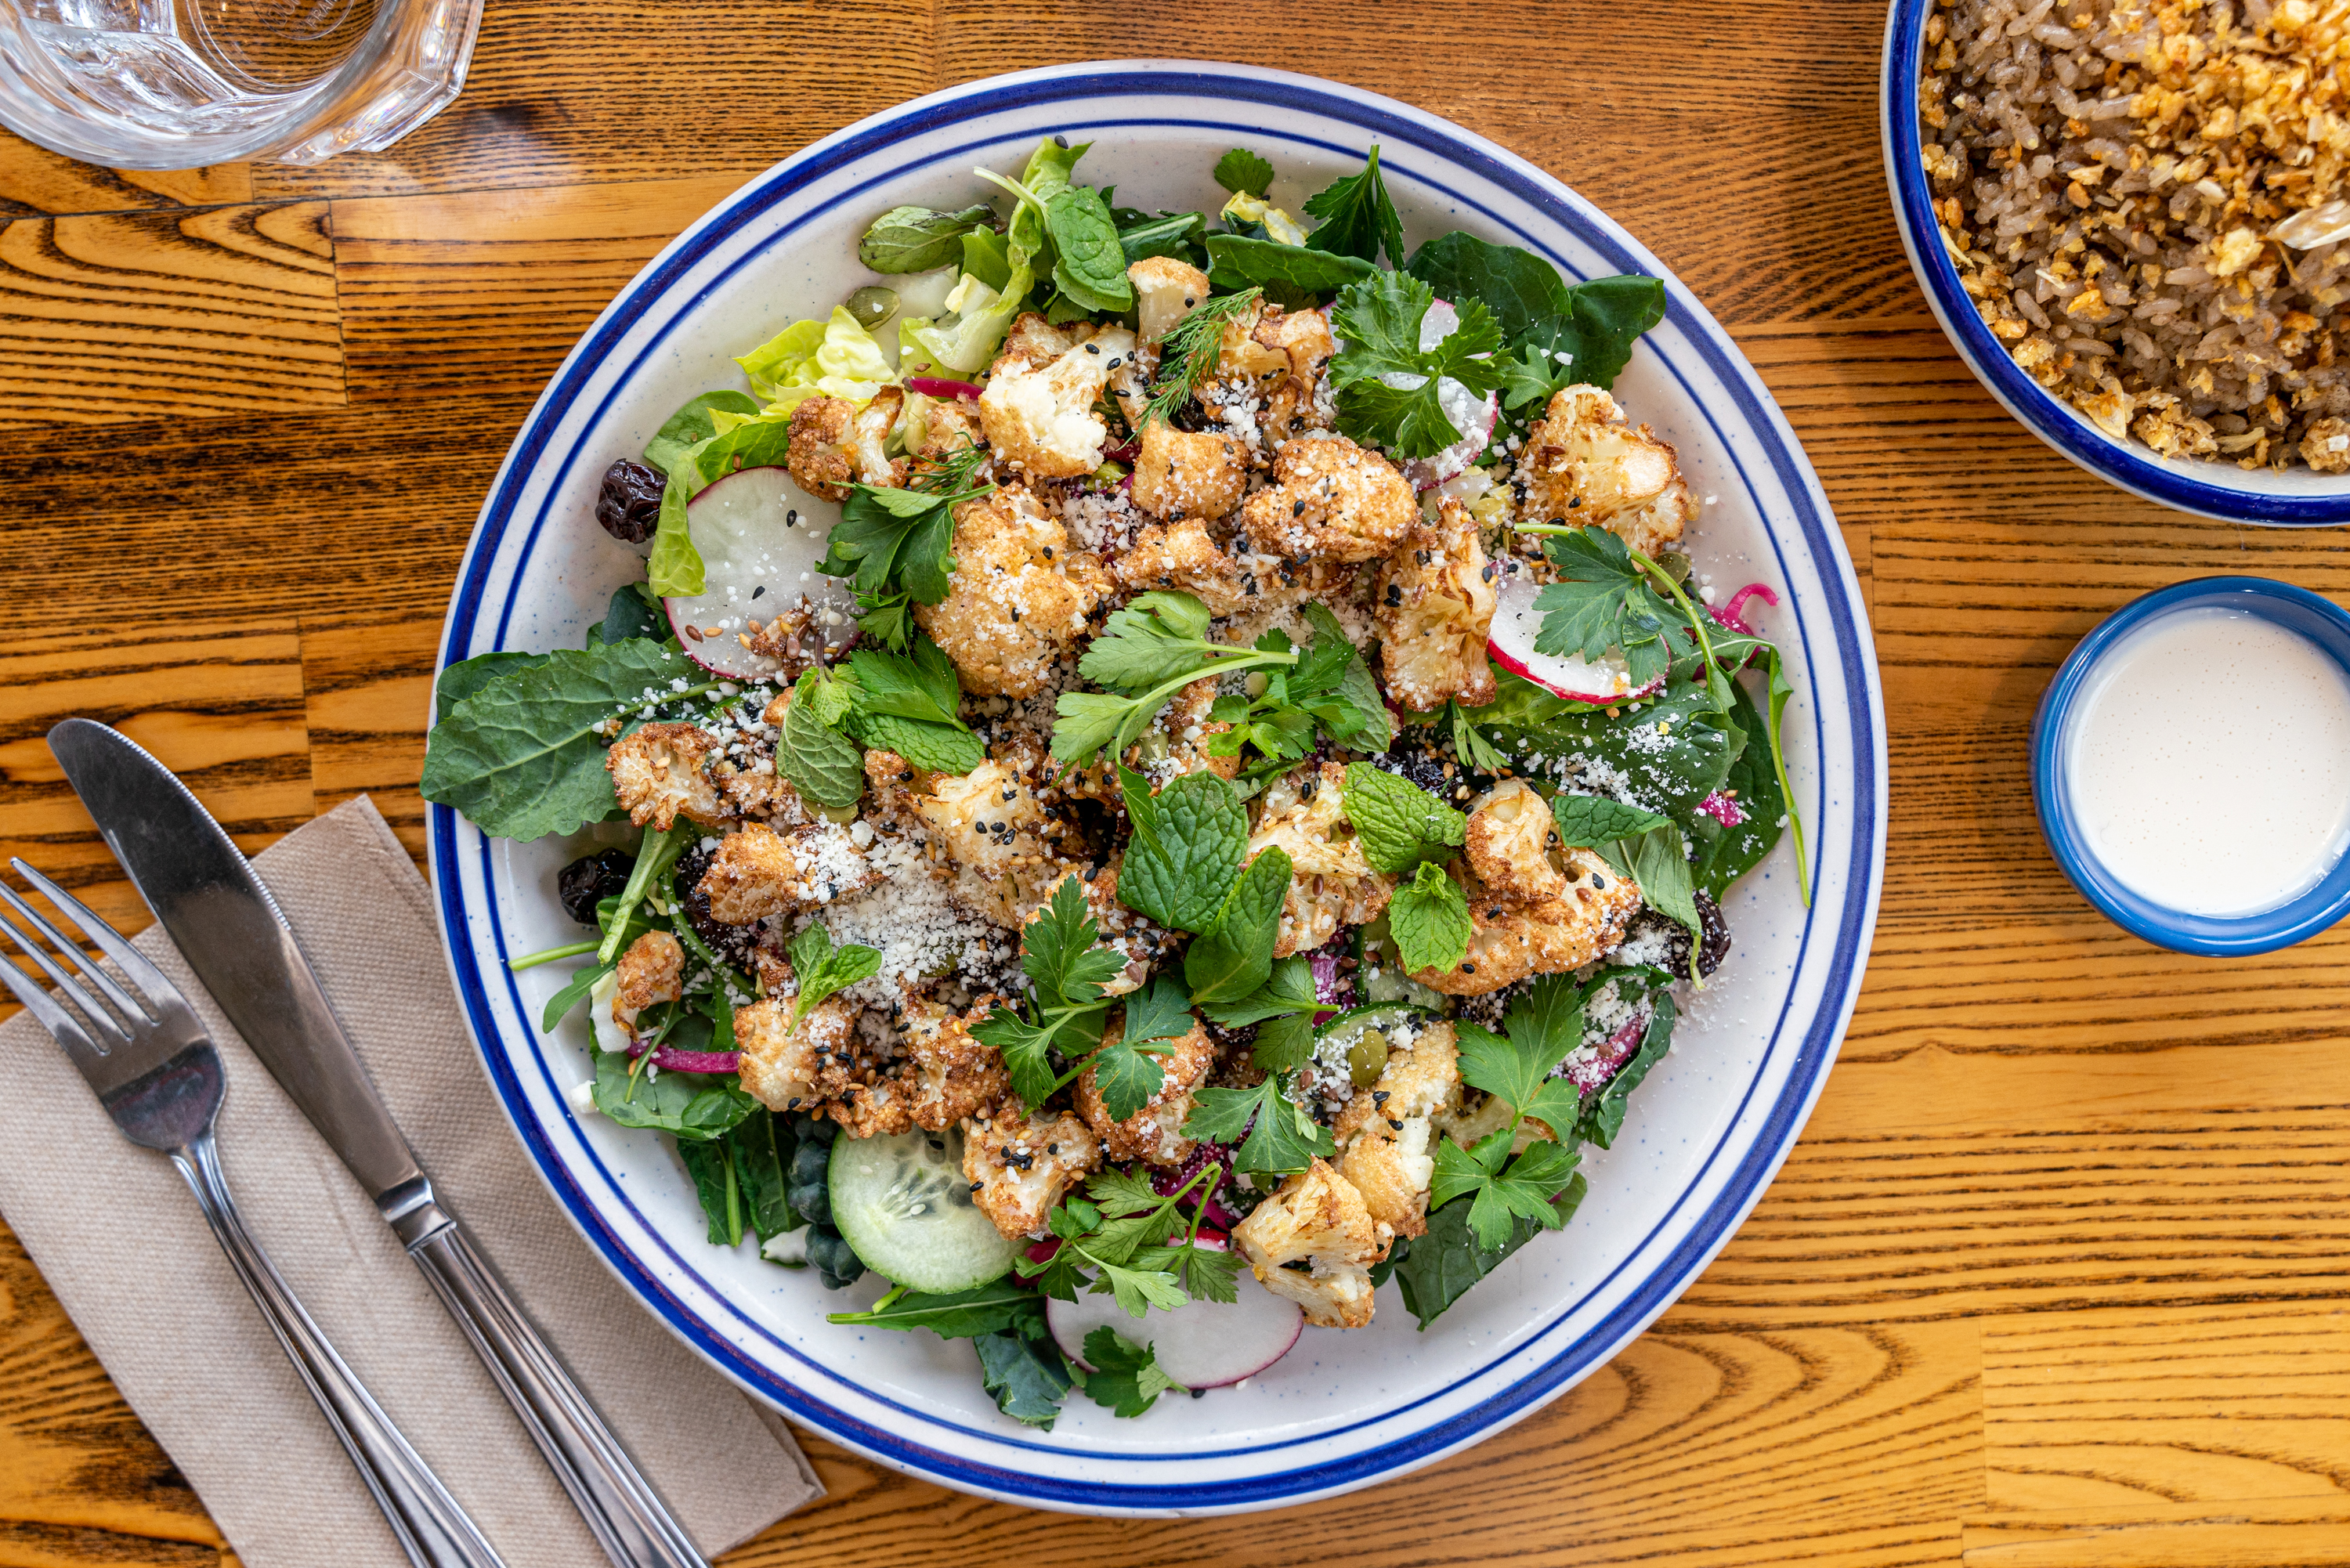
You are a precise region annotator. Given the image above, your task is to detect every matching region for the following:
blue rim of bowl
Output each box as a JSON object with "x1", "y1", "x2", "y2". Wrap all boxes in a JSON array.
[
  {"x1": 2031, "y1": 576, "x2": 2350, "y2": 953},
  {"x1": 1879, "y1": 0, "x2": 2350, "y2": 526},
  {"x1": 428, "y1": 62, "x2": 1887, "y2": 1512}
]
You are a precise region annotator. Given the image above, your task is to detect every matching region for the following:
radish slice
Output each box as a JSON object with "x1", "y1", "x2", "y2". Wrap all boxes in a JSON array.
[
  {"x1": 1487, "y1": 573, "x2": 1664, "y2": 704},
  {"x1": 1045, "y1": 1245, "x2": 1303, "y2": 1390},
  {"x1": 663, "y1": 466, "x2": 858, "y2": 679},
  {"x1": 1391, "y1": 298, "x2": 1498, "y2": 490}
]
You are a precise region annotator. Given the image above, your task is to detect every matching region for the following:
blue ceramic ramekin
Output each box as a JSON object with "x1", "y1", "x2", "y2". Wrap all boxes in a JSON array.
[{"x1": 2033, "y1": 576, "x2": 2350, "y2": 954}]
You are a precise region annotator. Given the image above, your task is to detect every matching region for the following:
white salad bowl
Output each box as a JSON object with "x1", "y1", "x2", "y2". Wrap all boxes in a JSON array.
[{"x1": 428, "y1": 60, "x2": 1887, "y2": 1516}]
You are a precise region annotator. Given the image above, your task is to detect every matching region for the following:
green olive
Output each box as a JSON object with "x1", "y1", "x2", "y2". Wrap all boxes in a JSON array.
[
  {"x1": 819, "y1": 802, "x2": 860, "y2": 826},
  {"x1": 845, "y1": 284, "x2": 899, "y2": 331},
  {"x1": 1347, "y1": 1029, "x2": 1390, "y2": 1088}
]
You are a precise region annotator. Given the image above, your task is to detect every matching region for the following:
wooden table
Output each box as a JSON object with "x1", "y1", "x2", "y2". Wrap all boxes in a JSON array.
[{"x1": 3, "y1": 3, "x2": 2348, "y2": 1564}]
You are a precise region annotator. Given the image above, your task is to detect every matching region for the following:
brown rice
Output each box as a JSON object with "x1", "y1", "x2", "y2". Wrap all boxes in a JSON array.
[{"x1": 1919, "y1": 0, "x2": 2350, "y2": 471}]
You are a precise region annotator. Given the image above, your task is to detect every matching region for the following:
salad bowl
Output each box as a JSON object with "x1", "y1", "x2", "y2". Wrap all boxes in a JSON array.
[{"x1": 428, "y1": 60, "x2": 1886, "y2": 1515}]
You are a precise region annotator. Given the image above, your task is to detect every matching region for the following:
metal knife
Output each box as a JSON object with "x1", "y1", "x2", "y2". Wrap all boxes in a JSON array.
[{"x1": 49, "y1": 718, "x2": 709, "y2": 1568}]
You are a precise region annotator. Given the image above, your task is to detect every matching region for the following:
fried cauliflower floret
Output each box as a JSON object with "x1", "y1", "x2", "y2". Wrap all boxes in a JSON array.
[
  {"x1": 1515, "y1": 385, "x2": 1687, "y2": 556},
  {"x1": 913, "y1": 395, "x2": 984, "y2": 461},
  {"x1": 1373, "y1": 495, "x2": 1498, "y2": 711},
  {"x1": 606, "y1": 723, "x2": 730, "y2": 830},
  {"x1": 733, "y1": 994, "x2": 859, "y2": 1114},
  {"x1": 824, "y1": 1075, "x2": 917, "y2": 1140},
  {"x1": 1462, "y1": 779, "x2": 1566, "y2": 903},
  {"x1": 1112, "y1": 516, "x2": 1353, "y2": 621},
  {"x1": 694, "y1": 820, "x2": 877, "y2": 925},
  {"x1": 1129, "y1": 257, "x2": 1209, "y2": 346},
  {"x1": 786, "y1": 386, "x2": 908, "y2": 501},
  {"x1": 1255, "y1": 305, "x2": 1337, "y2": 443},
  {"x1": 978, "y1": 325, "x2": 1137, "y2": 479},
  {"x1": 898, "y1": 1000, "x2": 1014, "y2": 1132},
  {"x1": 1239, "y1": 434, "x2": 1416, "y2": 564},
  {"x1": 1248, "y1": 762, "x2": 1395, "y2": 957},
  {"x1": 964, "y1": 1106, "x2": 1102, "y2": 1238},
  {"x1": 1232, "y1": 1158, "x2": 1389, "y2": 1328},
  {"x1": 1131, "y1": 421, "x2": 1248, "y2": 522},
  {"x1": 991, "y1": 311, "x2": 1088, "y2": 374},
  {"x1": 1074, "y1": 1014, "x2": 1215, "y2": 1166},
  {"x1": 1409, "y1": 851, "x2": 1642, "y2": 995},
  {"x1": 915, "y1": 486, "x2": 1107, "y2": 697},
  {"x1": 912, "y1": 752, "x2": 1072, "y2": 928},
  {"x1": 1333, "y1": 1021, "x2": 1462, "y2": 1240},
  {"x1": 611, "y1": 931, "x2": 683, "y2": 1031}
]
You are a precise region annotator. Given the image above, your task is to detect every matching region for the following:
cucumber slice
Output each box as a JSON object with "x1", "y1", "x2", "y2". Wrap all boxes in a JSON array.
[
  {"x1": 1358, "y1": 959, "x2": 1450, "y2": 1011},
  {"x1": 827, "y1": 1126, "x2": 1020, "y2": 1293}
]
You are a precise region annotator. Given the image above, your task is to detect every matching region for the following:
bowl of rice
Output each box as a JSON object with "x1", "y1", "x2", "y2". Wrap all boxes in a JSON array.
[{"x1": 1884, "y1": 0, "x2": 2350, "y2": 524}]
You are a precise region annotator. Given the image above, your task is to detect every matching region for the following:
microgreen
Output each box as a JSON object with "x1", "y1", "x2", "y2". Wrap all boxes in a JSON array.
[{"x1": 785, "y1": 922, "x2": 881, "y2": 1021}]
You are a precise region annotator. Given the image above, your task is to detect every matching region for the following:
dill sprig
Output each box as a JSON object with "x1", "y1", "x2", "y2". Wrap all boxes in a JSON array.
[
  {"x1": 1141, "y1": 287, "x2": 1264, "y2": 428},
  {"x1": 910, "y1": 438, "x2": 989, "y2": 496}
]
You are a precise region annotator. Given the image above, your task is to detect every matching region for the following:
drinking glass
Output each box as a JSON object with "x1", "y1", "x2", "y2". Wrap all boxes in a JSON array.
[{"x1": 0, "y1": 0, "x2": 482, "y2": 168}]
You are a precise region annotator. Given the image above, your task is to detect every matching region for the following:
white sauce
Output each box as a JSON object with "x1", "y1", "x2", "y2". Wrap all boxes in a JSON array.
[{"x1": 2064, "y1": 606, "x2": 2350, "y2": 916}]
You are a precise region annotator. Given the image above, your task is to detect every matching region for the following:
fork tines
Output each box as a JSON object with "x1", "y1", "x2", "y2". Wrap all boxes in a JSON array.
[{"x1": 0, "y1": 862, "x2": 179, "y2": 1069}]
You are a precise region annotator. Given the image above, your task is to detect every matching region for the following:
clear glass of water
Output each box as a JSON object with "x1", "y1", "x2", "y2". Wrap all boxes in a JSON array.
[{"x1": 0, "y1": 0, "x2": 483, "y2": 168}]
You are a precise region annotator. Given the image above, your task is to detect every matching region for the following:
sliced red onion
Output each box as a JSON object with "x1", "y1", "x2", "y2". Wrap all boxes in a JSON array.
[
  {"x1": 1564, "y1": 1012, "x2": 1649, "y2": 1095},
  {"x1": 1712, "y1": 582, "x2": 1780, "y2": 637},
  {"x1": 906, "y1": 375, "x2": 982, "y2": 400},
  {"x1": 1696, "y1": 790, "x2": 1745, "y2": 828},
  {"x1": 1102, "y1": 439, "x2": 1139, "y2": 463},
  {"x1": 627, "y1": 1040, "x2": 743, "y2": 1075},
  {"x1": 1309, "y1": 951, "x2": 1350, "y2": 1026}
]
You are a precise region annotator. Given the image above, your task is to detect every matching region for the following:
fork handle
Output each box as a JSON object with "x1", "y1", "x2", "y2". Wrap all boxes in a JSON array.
[
  {"x1": 401, "y1": 1209, "x2": 708, "y2": 1568},
  {"x1": 170, "y1": 1135, "x2": 507, "y2": 1568}
]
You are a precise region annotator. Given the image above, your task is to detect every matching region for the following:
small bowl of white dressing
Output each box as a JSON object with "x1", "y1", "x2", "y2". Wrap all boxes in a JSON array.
[{"x1": 2034, "y1": 577, "x2": 2350, "y2": 955}]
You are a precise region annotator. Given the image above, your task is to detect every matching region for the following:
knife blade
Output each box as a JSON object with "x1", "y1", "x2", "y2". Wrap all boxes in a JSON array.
[
  {"x1": 49, "y1": 717, "x2": 709, "y2": 1568},
  {"x1": 47, "y1": 717, "x2": 426, "y2": 1209}
]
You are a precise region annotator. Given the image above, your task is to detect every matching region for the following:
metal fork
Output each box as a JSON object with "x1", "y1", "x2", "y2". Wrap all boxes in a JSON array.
[{"x1": 0, "y1": 867, "x2": 506, "y2": 1568}]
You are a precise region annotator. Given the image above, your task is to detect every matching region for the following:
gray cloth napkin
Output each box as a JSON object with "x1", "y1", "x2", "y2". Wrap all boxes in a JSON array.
[{"x1": 0, "y1": 796, "x2": 820, "y2": 1566}]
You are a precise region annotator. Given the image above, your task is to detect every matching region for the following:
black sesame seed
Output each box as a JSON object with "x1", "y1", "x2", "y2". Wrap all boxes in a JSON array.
[
  {"x1": 1591, "y1": 875, "x2": 1607, "y2": 890},
  {"x1": 752, "y1": 584, "x2": 767, "y2": 598}
]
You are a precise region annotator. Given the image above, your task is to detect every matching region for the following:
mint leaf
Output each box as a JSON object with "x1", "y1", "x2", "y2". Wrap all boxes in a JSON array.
[
  {"x1": 1302, "y1": 143, "x2": 1405, "y2": 266},
  {"x1": 1343, "y1": 763, "x2": 1467, "y2": 874},
  {"x1": 777, "y1": 670, "x2": 864, "y2": 811},
  {"x1": 844, "y1": 710, "x2": 982, "y2": 775},
  {"x1": 1117, "y1": 768, "x2": 1249, "y2": 933},
  {"x1": 1183, "y1": 847, "x2": 1292, "y2": 1005},
  {"x1": 421, "y1": 640, "x2": 706, "y2": 840},
  {"x1": 1182, "y1": 1072, "x2": 1334, "y2": 1176},
  {"x1": 1550, "y1": 793, "x2": 1669, "y2": 847},
  {"x1": 1626, "y1": 822, "x2": 1701, "y2": 941},
  {"x1": 1079, "y1": 1328, "x2": 1185, "y2": 1417},
  {"x1": 1213, "y1": 147, "x2": 1275, "y2": 195},
  {"x1": 786, "y1": 922, "x2": 881, "y2": 1019},
  {"x1": 1388, "y1": 860, "x2": 1473, "y2": 974},
  {"x1": 1195, "y1": 954, "x2": 1318, "y2": 1028}
]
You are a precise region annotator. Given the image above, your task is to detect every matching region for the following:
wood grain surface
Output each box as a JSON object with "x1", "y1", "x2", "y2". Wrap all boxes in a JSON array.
[{"x1": 2, "y1": 2, "x2": 2347, "y2": 1563}]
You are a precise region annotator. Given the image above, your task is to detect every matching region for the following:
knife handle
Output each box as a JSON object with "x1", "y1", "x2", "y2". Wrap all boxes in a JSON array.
[
  {"x1": 401, "y1": 1208, "x2": 709, "y2": 1568},
  {"x1": 170, "y1": 1135, "x2": 508, "y2": 1568}
]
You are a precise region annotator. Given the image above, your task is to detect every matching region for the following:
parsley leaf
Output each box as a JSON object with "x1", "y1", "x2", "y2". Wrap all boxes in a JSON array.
[
  {"x1": 1088, "y1": 977, "x2": 1193, "y2": 1122},
  {"x1": 776, "y1": 667, "x2": 865, "y2": 810},
  {"x1": 818, "y1": 481, "x2": 980, "y2": 641},
  {"x1": 1213, "y1": 147, "x2": 1275, "y2": 195},
  {"x1": 1077, "y1": 1327, "x2": 1187, "y2": 1417},
  {"x1": 972, "y1": 876, "x2": 1123, "y2": 1108},
  {"x1": 1452, "y1": 974, "x2": 1585, "y2": 1136},
  {"x1": 1430, "y1": 1133, "x2": 1582, "y2": 1250},
  {"x1": 1388, "y1": 860, "x2": 1473, "y2": 975},
  {"x1": 786, "y1": 921, "x2": 882, "y2": 1021},
  {"x1": 1388, "y1": 1173, "x2": 1587, "y2": 1328},
  {"x1": 1054, "y1": 594, "x2": 1302, "y2": 771},
  {"x1": 1181, "y1": 1071, "x2": 1334, "y2": 1175},
  {"x1": 1302, "y1": 143, "x2": 1405, "y2": 266},
  {"x1": 1343, "y1": 763, "x2": 1468, "y2": 873},
  {"x1": 1528, "y1": 526, "x2": 1682, "y2": 688},
  {"x1": 1204, "y1": 607, "x2": 1391, "y2": 768},
  {"x1": 1195, "y1": 954, "x2": 1320, "y2": 1074},
  {"x1": 1327, "y1": 270, "x2": 1503, "y2": 458},
  {"x1": 1496, "y1": 275, "x2": 1670, "y2": 414},
  {"x1": 1549, "y1": 793, "x2": 1669, "y2": 847},
  {"x1": 1115, "y1": 767, "x2": 1249, "y2": 934},
  {"x1": 1181, "y1": 845, "x2": 1292, "y2": 1006}
]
